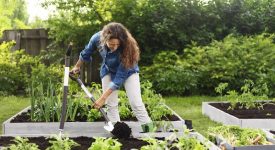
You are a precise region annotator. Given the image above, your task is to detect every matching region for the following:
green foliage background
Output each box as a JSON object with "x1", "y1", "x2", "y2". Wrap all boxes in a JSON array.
[
  {"x1": 43, "y1": 0, "x2": 275, "y2": 65},
  {"x1": 143, "y1": 33, "x2": 275, "y2": 96},
  {"x1": 1, "y1": 0, "x2": 275, "y2": 96}
]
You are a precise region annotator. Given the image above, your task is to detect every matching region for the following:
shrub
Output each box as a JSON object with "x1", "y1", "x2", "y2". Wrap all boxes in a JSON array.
[
  {"x1": 0, "y1": 41, "x2": 26, "y2": 95},
  {"x1": 142, "y1": 51, "x2": 198, "y2": 95},
  {"x1": 183, "y1": 33, "x2": 275, "y2": 96},
  {"x1": 144, "y1": 33, "x2": 275, "y2": 96}
]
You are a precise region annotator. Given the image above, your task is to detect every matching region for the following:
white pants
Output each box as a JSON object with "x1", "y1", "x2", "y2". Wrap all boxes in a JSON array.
[{"x1": 102, "y1": 73, "x2": 151, "y2": 124}]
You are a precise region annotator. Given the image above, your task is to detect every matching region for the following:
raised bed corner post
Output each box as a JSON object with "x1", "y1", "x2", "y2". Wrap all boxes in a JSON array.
[{"x1": 59, "y1": 42, "x2": 73, "y2": 135}]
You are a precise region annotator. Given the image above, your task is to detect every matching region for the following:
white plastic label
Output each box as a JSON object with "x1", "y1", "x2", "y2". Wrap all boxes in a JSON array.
[{"x1": 63, "y1": 67, "x2": 69, "y2": 86}]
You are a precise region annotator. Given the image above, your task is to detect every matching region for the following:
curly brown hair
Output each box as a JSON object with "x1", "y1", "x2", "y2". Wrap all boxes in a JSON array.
[{"x1": 100, "y1": 22, "x2": 140, "y2": 69}]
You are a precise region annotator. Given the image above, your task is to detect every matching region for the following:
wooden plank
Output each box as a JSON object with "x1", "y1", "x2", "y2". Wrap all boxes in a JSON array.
[
  {"x1": 21, "y1": 36, "x2": 48, "y2": 39},
  {"x1": 14, "y1": 32, "x2": 21, "y2": 50}
]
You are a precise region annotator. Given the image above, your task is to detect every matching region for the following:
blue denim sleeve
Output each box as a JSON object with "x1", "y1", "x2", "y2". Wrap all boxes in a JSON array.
[
  {"x1": 79, "y1": 32, "x2": 100, "y2": 62},
  {"x1": 108, "y1": 63, "x2": 129, "y2": 90}
]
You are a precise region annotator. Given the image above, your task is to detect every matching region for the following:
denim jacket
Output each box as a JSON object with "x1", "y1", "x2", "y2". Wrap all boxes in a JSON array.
[{"x1": 79, "y1": 31, "x2": 139, "y2": 90}]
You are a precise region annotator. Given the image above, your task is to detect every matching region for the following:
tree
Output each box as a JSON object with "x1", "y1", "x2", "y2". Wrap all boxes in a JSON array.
[{"x1": 0, "y1": 0, "x2": 29, "y2": 37}]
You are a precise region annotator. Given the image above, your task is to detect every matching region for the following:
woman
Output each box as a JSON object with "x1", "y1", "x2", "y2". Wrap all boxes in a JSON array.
[{"x1": 71, "y1": 22, "x2": 153, "y2": 132}]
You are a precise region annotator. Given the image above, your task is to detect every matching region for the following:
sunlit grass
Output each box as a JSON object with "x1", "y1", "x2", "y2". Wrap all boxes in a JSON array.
[
  {"x1": 0, "y1": 96, "x2": 30, "y2": 134},
  {"x1": 165, "y1": 96, "x2": 222, "y2": 136}
]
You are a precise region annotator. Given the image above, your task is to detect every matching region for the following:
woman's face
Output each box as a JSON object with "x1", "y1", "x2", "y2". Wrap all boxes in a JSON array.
[{"x1": 106, "y1": 38, "x2": 120, "y2": 52}]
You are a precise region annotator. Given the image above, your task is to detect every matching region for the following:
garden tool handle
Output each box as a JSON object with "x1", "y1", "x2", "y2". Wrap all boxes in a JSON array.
[
  {"x1": 69, "y1": 74, "x2": 111, "y2": 122},
  {"x1": 66, "y1": 42, "x2": 73, "y2": 56},
  {"x1": 90, "y1": 96, "x2": 111, "y2": 122},
  {"x1": 59, "y1": 42, "x2": 73, "y2": 132}
]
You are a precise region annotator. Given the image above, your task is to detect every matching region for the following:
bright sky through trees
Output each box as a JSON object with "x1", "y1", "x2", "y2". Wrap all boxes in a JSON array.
[{"x1": 26, "y1": 0, "x2": 54, "y2": 22}]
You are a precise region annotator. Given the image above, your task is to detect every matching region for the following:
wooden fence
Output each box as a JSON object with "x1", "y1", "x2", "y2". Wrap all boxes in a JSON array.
[
  {"x1": 2, "y1": 28, "x2": 49, "y2": 55},
  {"x1": 1, "y1": 28, "x2": 101, "y2": 84}
]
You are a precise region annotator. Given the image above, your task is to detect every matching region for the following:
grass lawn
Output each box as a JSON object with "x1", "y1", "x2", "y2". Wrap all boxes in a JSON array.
[
  {"x1": 165, "y1": 96, "x2": 222, "y2": 136},
  {"x1": 0, "y1": 96, "x2": 30, "y2": 134}
]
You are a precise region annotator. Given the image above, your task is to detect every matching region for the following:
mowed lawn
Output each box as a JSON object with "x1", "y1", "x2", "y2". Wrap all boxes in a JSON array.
[
  {"x1": 0, "y1": 96, "x2": 30, "y2": 134},
  {"x1": 0, "y1": 95, "x2": 221, "y2": 136},
  {"x1": 165, "y1": 96, "x2": 222, "y2": 136}
]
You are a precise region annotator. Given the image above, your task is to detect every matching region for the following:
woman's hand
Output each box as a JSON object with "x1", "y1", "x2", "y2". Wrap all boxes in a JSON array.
[
  {"x1": 93, "y1": 88, "x2": 113, "y2": 109},
  {"x1": 93, "y1": 97, "x2": 106, "y2": 109},
  {"x1": 70, "y1": 59, "x2": 83, "y2": 74},
  {"x1": 71, "y1": 66, "x2": 80, "y2": 74}
]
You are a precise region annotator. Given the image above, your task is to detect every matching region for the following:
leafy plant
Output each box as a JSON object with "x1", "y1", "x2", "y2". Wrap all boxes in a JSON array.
[
  {"x1": 87, "y1": 108, "x2": 102, "y2": 122},
  {"x1": 46, "y1": 135, "x2": 79, "y2": 150},
  {"x1": 141, "y1": 138, "x2": 169, "y2": 150},
  {"x1": 140, "y1": 81, "x2": 173, "y2": 121},
  {"x1": 184, "y1": 33, "x2": 275, "y2": 96},
  {"x1": 215, "y1": 83, "x2": 228, "y2": 101},
  {"x1": 0, "y1": 42, "x2": 26, "y2": 95},
  {"x1": 208, "y1": 125, "x2": 271, "y2": 146},
  {"x1": 150, "y1": 104, "x2": 173, "y2": 121},
  {"x1": 142, "y1": 51, "x2": 198, "y2": 95},
  {"x1": 141, "y1": 129, "x2": 207, "y2": 150},
  {"x1": 2, "y1": 136, "x2": 39, "y2": 150},
  {"x1": 119, "y1": 104, "x2": 133, "y2": 119},
  {"x1": 88, "y1": 137, "x2": 122, "y2": 150},
  {"x1": 172, "y1": 137, "x2": 207, "y2": 150},
  {"x1": 154, "y1": 121, "x2": 174, "y2": 132},
  {"x1": 215, "y1": 80, "x2": 269, "y2": 110}
]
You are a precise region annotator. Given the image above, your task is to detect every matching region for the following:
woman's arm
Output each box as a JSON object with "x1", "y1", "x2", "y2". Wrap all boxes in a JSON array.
[
  {"x1": 94, "y1": 88, "x2": 113, "y2": 109},
  {"x1": 71, "y1": 59, "x2": 84, "y2": 74},
  {"x1": 71, "y1": 32, "x2": 101, "y2": 73}
]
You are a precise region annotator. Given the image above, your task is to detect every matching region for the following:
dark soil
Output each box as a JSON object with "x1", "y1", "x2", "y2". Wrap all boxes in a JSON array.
[
  {"x1": 210, "y1": 102, "x2": 275, "y2": 119},
  {"x1": 0, "y1": 136, "x2": 148, "y2": 150},
  {"x1": 111, "y1": 122, "x2": 132, "y2": 139},
  {"x1": 10, "y1": 110, "x2": 180, "y2": 123}
]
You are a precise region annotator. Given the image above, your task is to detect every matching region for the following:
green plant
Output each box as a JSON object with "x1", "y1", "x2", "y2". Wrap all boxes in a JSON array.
[
  {"x1": 150, "y1": 104, "x2": 173, "y2": 121},
  {"x1": 46, "y1": 135, "x2": 79, "y2": 150},
  {"x1": 29, "y1": 81, "x2": 60, "y2": 122},
  {"x1": 154, "y1": 121, "x2": 173, "y2": 132},
  {"x1": 215, "y1": 83, "x2": 228, "y2": 101},
  {"x1": 119, "y1": 104, "x2": 133, "y2": 119},
  {"x1": 66, "y1": 97, "x2": 80, "y2": 122},
  {"x1": 2, "y1": 136, "x2": 39, "y2": 150},
  {"x1": 142, "y1": 51, "x2": 199, "y2": 95},
  {"x1": 172, "y1": 137, "x2": 207, "y2": 150},
  {"x1": 141, "y1": 138, "x2": 169, "y2": 150},
  {"x1": 208, "y1": 125, "x2": 270, "y2": 146},
  {"x1": 88, "y1": 137, "x2": 122, "y2": 150},
  {"x1": 0, "y1": 42, "x2": 25, "y2": 95},
  {"x1": 87, "y1": 108, "x2": 102, "y2": 122},
  {"x1": 140, "y1": 81, "x2": 173, "y2": 121},
  {"x1": 216, "y1": 80, "x2": 269, "y2": 110}
]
